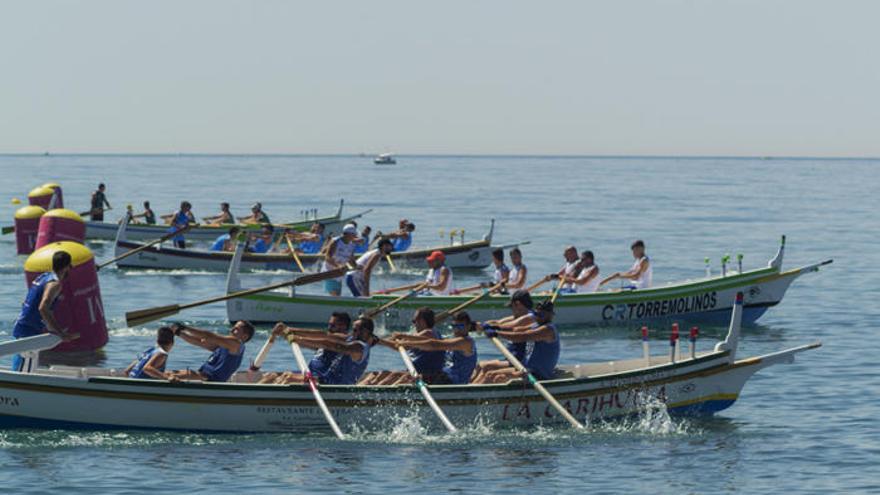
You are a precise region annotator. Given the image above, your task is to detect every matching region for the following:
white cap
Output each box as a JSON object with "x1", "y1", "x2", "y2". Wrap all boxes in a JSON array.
[{"x1": 342, "y1": 224, "x2": 358, "y2": 236}]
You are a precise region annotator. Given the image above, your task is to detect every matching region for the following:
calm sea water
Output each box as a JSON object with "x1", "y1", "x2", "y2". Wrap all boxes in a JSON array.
[{"x1": 0, "y1": 155, "x2": 877, "y2": 493}]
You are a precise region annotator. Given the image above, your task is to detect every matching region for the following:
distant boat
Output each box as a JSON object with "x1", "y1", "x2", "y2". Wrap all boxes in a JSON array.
[{"x1": 374, "y1": 153, "x2": 396, "y2": 165}]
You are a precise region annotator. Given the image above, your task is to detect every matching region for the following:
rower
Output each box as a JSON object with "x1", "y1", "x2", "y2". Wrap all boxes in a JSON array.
[
  {"x1": 238, "y1": 203, "x2": 270, "y2": 225},
  {"x1": 491, "y1": 248, "x2": 510, "y2": 287},
  {"x1": 294, "y1": 223, "x2": 326, "y2": 254},
  {"x1": 382, "y1": 220, "x2": 415, "y2": 252},
  {"x1": 89, "y1": 183, "x2": 111, "y2": 221},
  {"x1": 506, "y1": 247, "x2": 528, "y2": 290},
  {"x1": 259, "y1": 312, "x2": 352, "y2": 384},
  {"x1": 600, "y1": 239, "x2": 653, "y2": 290},
  {"x1": 248, "y1": 224, "x2": 275, "y2": 254},
  {"x1": 166, "y1": 201, "x2": 195, "y2": 249},
  {"x1": 555, "y1": 245, "x2": 580, "y2": 292},
  {"x1": 424, "y1": 251, "x2": 454, "y2": 295},
  {"x1": 470, "y1": 290, "x2": 536, "y2": 383},
  {"x1": 353, "y1": 225, "x2": 372, "y2": 255},
  {"x1": 564, "y1": 250, "x2": 600, "y2": 294},
  {"x1": 361, "y1": 307, "x2": 445, "y2": 385},
  {"x1": 10, "y1": 251, "x2": 78, "y2": 371},
  {"x1": 168, "y1": 320, "x2": 254, "y2": 382},
  {"x1": 124, "y1": 326, "x2": 175, "y2": 380},
  {"x1": 268, "y1": 316, "x2": 375, "y2": 385},
  {"x1": 345, "y1": 238, "x2": 394, "y2": 297},
  {"x1": 203, "y1": 202, "x2": 234, "y2": 226},
  {"x1": 321, "y1": 224, "x2": 359, "y2": 296},
  {"x1": 210, "y1": 227, "x2": 241, "y2": 252},
  {"x1": 480, "y1": 300, "x2": 560, "y2": 384},
  {"x1": 130, "y1": 201, "x2": 156, "y2": 225},
  {"x1": 391, "y1": 311, "x2": 478, "y2": 385}
]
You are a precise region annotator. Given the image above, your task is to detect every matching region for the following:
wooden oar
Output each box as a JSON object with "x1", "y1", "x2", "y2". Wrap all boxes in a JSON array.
[
  {"x1": 249, "y1": 333, "x2": 277, "y2": 371},
  {"x1": 97, "y1": 224, "x2": 194, "y2": 270},
  {"x1": 435, "y1": 282, "x2": 504, "y2": 323},
  {"x1": 549, "y1": 276, "x2": 567, "y2": 304},
  {"x1": 125, "y1": 264, "x2": 352, "y2": 327},
  {"x1": 289, "y1": 338, "x2": 346, "y2": 439},
  {"x1": 396, "y1": 345, "x2": 457, "y2": 433},
  {"x1": 488, "y1": 336, "x2": 584, "y2": 429},
  {"x1": 0, "y1": 225, "x2": 14, "y2": 235},
  {"x1": 375, "y1": 282, "x2": 426, "y2": 295},
  {"x1": 364, "y1": 282, "x2": 428, "y2": 318},
  {"x1": 385, "y1": 255, "x2": 397, "y2": 272},
  {"x1": 284, "y1": 234, "x2": 306, "y2": 272},
  {"x1": 527, "y1": 275, "x2": 552, "y2": 293},
  {"x1": 79, "y1": 206, "x2": 113, "y2": 218}
]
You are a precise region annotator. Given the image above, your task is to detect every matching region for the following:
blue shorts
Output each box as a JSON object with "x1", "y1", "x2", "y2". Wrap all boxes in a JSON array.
[
  {"x1": 345, "y1": 274, "x2": 364, "y2": 297},
  {"x1": 324, "y1": 279, "x2": 342, "y2": 294}
]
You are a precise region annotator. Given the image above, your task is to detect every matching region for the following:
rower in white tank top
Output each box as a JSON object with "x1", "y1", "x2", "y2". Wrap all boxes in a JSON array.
[
  {"x1": 575, "y1": 265, "x2": 601, "y2": 293},
  {"x1": 321, "y1": 236, "x2": 357, "y2": 272},
  {"x1": 508, "y1": 263, "x2": 526, "y2": 288},
  {"x1": 425, "y1": 265, "x2": 454, "y2": 295},
  {"x1": 562, "y1": 260, "x2": 579, "y2": 290},
  {"x1": 347, "y1": 248, "x2": 381, "y2": 285},
  {"x1": 629, "y1": 256, "x2": 652, "y2": 289}
]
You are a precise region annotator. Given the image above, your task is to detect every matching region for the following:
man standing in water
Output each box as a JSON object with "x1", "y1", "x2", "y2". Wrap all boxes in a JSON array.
[
  {"x1": 90, "y1": 183, "x2": 112, "y2": 221},
  {"x1": 600, "y1": 240, "x2": 652, "y2": 290},
  {"x1": 11, "y1": 251, "x2": 78, "y2": 371}
]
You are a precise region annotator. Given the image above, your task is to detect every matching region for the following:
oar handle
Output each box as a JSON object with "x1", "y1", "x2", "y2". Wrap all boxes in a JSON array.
[
  {"x1": 549, "y1": 277, "x2": 567, "y2": 304},
  {"x1": 526, "y1": 276, "x2": 552, "y2": 293},
  {"x1": 250, "y1": 334, "x2": 276, "y2": 370},
  {"x1": 435, "y1": 282, "x2": 503, "y2": 324},
  {"x1": 364, "y1": 282, "x2": 428, "y2": 318},
  {"x1": 284, "y1": 235, "x2": 306, "y2": 272}
]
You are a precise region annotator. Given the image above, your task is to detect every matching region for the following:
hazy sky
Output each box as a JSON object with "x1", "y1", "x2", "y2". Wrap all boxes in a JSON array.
[{"x1": 1, "y1": 1, "x2": 878, "y2": 156}]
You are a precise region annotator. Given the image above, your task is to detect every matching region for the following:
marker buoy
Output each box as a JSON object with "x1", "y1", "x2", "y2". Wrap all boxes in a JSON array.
[
  {"x1": 35, "y1": 209, "x2": 86, "y2": 249},
  {"x1": 41, "y1": 182, "x2": 64, "y2": 209},
  {"x1": 14, "y1": 205, "x2": 46, "y2": 255},
  {"x1": 689, "y1": 326, "x2": 699, "y2": 359},
  {"x1": 27, "y1": 186, "x2": 56, "y2": 210},
  {"x1": 24, "y1": 242, "x2": 108, "y2": 352}
]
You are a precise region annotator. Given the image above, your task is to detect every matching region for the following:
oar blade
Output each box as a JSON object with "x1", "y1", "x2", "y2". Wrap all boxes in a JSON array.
[
  {"x1": 1, "y1": 226, "x2": 15, "y2": 235},
  {"x1": 125, "y1": 304, "x2": 181, "y2": 327}
]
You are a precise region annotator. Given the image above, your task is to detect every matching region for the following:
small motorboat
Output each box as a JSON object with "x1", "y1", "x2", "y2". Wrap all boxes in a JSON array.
[{"x1": 374, "y1": 153, "x2": 396, "y2": 165}]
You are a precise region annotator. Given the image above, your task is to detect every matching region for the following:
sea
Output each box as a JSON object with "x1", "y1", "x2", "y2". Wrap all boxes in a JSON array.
[{"x1": 0, "y1": 155, "x2": 876, "y2": 494}]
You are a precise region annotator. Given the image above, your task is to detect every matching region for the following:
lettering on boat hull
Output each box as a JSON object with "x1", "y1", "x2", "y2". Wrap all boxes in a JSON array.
[{"x1": 602, "y1": 292, "x2": 718, "y2": 321}]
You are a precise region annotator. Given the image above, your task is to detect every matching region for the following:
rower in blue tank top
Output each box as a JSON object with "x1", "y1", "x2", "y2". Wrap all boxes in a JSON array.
[
  {"x1": 294, "y1": 223, "x2": 326, "y2": 254},
  {"x1": 166, "y1": 201, "x2": 194, "y2": 249},
  {"x1": 167, "y1": 321, "x2": 255, "y2": 382},
  {"x1": 481, "y1": 300, "x2": 561, "y2": 383},
  {"x1": 386, "y1": 221, "x2": 415, "y2": 252},
  {"x1": 353, "y1": 226, "x2": 371, "y2": 254},
  {"x1": 368, "y1": 307, "x2": 447, "y2": 386},
  {"x1": 391, "y1": 311, "x2": 479, "y2": 385},
  {"x1": 471, "y1": 289, "x2": 536, "y2": 383},
  {"x1": 210, "y1": 227, "x2": 241, "y2": 252},
  {"x1": 11, "y1": 251, "x2": 78, "y2": 371},
  {"x1": 124, "y1": 327, "x2": 175, "y2": 380}
]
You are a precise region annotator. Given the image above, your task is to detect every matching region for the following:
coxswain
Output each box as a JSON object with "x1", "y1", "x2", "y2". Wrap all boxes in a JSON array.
[
  {"x1": 10, "y1": 251, "x2": 78, "y2": 371},
  {"x1": 353, "y1": 225, "x2": 372, "y2": 255},
  {"x1": 391, "y1": 311, "x2": 478, "y2": 385},
  {"x1": 361, "y1": 307, "x2": 445, "y2": 385},
  {"x1": 210, "y1": 226, "x2": 241, "y2": 252},
  {"x1": 268, "y1": 317, "x2": 375, "y2": 385},
  {"x1": 248, "y1": 224, "x2": 275, "y2": 254},
  {"x1": 470, "y1": 290, "x2": 536, "y2": 383},
  {"x1": 166, "y1": 201, "x2": 195, "y2": 249},
  {"x1": 567, "y1": 250, "x2": 600, "y2": 293},
  {"x1": 506, "y1": 247, "x2": 528, "y2": 290},
  {"x1": 203, "y1": 202, "x2": 234, "y2": 226},
  {"x1": 238, "y1": 203, "x2": 270, "y2": 225},
  {"x1": 345, "y1": 238, "x2": 394, "y2": 297},
  {"x1": 124, "y1": 326, "x2": 176, "y2": 380},
  {"x1": 320, "y1": 224, "x2": 359, "y2": 296},
  {"x1": 600, "y1": 240, "x2": 652, "y2": 289},
  {"x1": 131, "y1": 201, "x2": 156, "y2": 225},
  {"x1": 259, "y1": 312, "x2": 352, "y2": 384},
  {"x1": 168, "y1": 320, "x2": 254, "y2": 382},
  {"x1": 479, "y1": 300, "x2": 560, "y2": 383},
  {"x1": 423, "y1": 251, "x2": 454, "y2": 295},
  {"x1": 89, "y1": 183, "x2": 112, "y2": 221}
]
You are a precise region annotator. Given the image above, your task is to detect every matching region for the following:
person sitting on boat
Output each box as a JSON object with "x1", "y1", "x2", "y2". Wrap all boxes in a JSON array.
[
  {"x1": 238, "y1": 203, "x2": 270, "y2": 225},
  {"x1": 130, "y1": 200, "x2": 156, "y2": 225},
  {"x1": 210, "y1": 226, "x2": 241, "y2": 252},
  {"x1": 321, "y1": 224, "x2": 359, "y2": 296},
  {"x1": 168, "y1": 320, "x2": 255, "y2": 382},
  {"x1": 248, "y1": 224, "x2": 275, "y2": 254},
  {"x1": 345, "y1": 238, "x2": 394, "y2": 297},
  {"x1": 360, "y1": 307, "x2": 446, "y2": 386},
  {"x1": 10, "y1": 251, "x2": 78, "y2": 371},
  {"x1": 391, "y1": 311, "x2": 478, "y2": 385},
  {"x1": 423, "y1": 251, "x2": 454, "y2": 295},
  {"x1": 89, "y1": 183, "x2": 111, "y2": 221},
  {"x1": 353, "y1": 225, "x2": 372, "y2": 255},
  {"x1": 379, "y1": 220, "x2": 415, "y2": 252},
  {"x1": 479, "y1": 300, "x2": 560, "y2": 383},
  {"x1": 258, "y1": 312, "x2": 353, "y2": 384},
  {"x1": 203, "y1": 202, "x2": 234, "y2": 226},
  {"x1": 268, "y1": 316, "x2": 375, "y2": 385},
  {"x1": 124, "y1": 326, "x2": 176, "y2": 380},
  {"x1": 560, "y1": 250, "x2": 600, "y2": 294},
  {"x1": 291, "y1": 223, "x2": 326, "y2": 254},
  {"x1": 470, "y1": 289, "x2": 536, "y2": 383},
  {"x1": 453, "y1": 248, "x2": 508, "y2": 294},
  {"x1": 600, "y1": 239, "x2": 653, "y2": 290},
  {"x1": 556, "y1": 245, "x2": 580, "y2": 290},
  {"x1": 506, "y1": 247, "x2": 528, "y2": 290},
  {"x1": 165, "y1": 201, "x2": 195, "y2": 249}
]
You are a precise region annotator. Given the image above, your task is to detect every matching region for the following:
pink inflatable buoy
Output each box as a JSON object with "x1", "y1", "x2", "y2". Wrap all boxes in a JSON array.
[
  {"x1": 35, "y1": 209, "x2": 86, "y2": 249},
  {"x1": 14, "y1": 205, "x2": 46, "y2": 255},
  {"x1": 40, "y1": 182, "x2": 64, "y2": 209}
]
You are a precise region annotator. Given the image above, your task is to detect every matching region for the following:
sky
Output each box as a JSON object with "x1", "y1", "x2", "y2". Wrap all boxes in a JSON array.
[{"x1": 1, "y1": 1, "x2": 878, "y2": 156}]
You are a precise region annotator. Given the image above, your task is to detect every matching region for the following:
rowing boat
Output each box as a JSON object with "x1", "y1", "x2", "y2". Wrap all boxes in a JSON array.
[
  {"x1": 83, "y1": 200, "x2": 368, "y2": 241},
  {"x1": 112, "y1": 219, "x2": 522, "y2": 271},
  {"x1": 0, "y1": 296, "x2": 820, "y2": 432},
  {"x1": 226, "y1": 236, "x2": 831, "y2": 327}
]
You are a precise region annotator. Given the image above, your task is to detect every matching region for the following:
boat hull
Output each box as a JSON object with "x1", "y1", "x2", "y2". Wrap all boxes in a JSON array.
[
  {"x1": 228, "y1": 265, "x2": 812, "y2": 327},
  {"x1": 0, "y1": 345, "x2": 814, "y2": 432}
]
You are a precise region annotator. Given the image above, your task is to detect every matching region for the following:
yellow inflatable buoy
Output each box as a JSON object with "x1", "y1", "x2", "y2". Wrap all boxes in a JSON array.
[{"x1": 11, "y1": 198, "x2": 21, "y2": 204}]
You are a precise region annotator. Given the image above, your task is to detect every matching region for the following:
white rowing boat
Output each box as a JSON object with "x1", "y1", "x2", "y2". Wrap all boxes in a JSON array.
[
  {"x1": 84, "y1": 200, "x2": 369, "y2": 241},
  {"x1": 113, "y1": 220, "x2": 521, "y2": 271},
  {"x1": 0, "y1": 296, "x2": 820, "y2": 432},
  {"x1": 226, "y1": 236, "x2": 831, "y2": 327}
]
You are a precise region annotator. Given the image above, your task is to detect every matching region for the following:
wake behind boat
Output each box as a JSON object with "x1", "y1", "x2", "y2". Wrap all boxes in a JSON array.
[
  {"x1": 227, "y1": 236, "x2": 831, "y2": 327},
  {"x1": 0, "y1": 294, "x2": 820, "y2": 432}
]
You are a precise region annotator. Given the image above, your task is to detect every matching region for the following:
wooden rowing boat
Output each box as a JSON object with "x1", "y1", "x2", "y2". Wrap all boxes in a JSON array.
[
  {"x1": 112, "y1": 220, "x2": 522, "y2": 271},
  {"x1": 226, "y1": 237, "x2": 832, "y2": 327},
  {"x1": 0, "y1": 298, "x2": 820, "y2": 432},
  {"x1": 84, "y1": 200, "x2": 368, "y2": 241}
]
